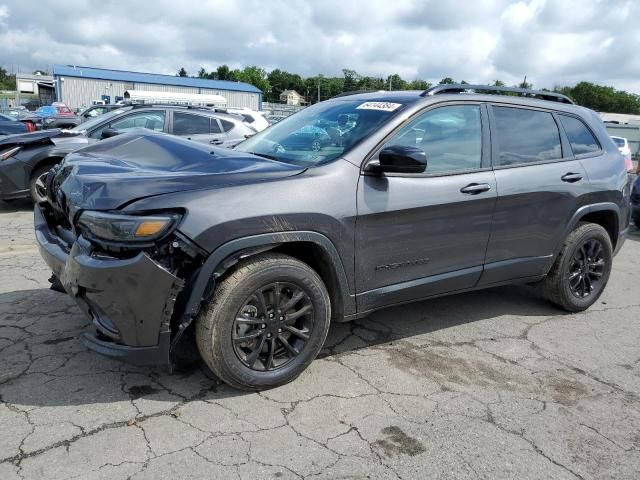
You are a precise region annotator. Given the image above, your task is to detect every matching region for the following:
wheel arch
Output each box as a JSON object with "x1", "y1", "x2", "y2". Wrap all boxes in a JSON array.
[
  {"x1": 558, "y1": 203, "x2": 620, "y2": 256},
  {"x1": 181, "y1": 231, "x2": 356, "y2": 324}
]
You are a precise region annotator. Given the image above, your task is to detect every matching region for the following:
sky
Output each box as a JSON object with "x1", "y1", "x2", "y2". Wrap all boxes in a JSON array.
[{"x1": 1, "y1": 0, "x2": 639, "y2": 92}]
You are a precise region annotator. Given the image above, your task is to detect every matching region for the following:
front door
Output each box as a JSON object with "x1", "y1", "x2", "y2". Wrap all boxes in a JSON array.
[{"x1": 355, "y1": 103, "x2": 496, "y2": 312}]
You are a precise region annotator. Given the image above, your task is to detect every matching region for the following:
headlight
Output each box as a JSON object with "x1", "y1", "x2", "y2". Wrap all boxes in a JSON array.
[{"x1": 77, "y1": 211, "x2": 181, "y2": 243}]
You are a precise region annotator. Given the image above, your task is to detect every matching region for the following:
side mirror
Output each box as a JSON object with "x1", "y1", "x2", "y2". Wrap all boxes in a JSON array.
[
  {"x1": 101, "y1": 128, "x2": 119, "y2": 139},
  {"x1": 367, "y1": 145, "x2": 427, "y2": 174}
]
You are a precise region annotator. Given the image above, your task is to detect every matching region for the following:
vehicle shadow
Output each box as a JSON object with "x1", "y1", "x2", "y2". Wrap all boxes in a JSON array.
[{"x1": 0, "y1": 282, "x2": 561, "y2": 407}]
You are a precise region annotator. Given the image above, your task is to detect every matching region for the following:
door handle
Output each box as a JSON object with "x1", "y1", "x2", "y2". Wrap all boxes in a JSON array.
[
  {"x1": 561, "y1": 172, "x2": 583, "y2": 183},
  {"x1": 210, "y1": 139, "x2": 223, "y2": 145},
  {"x1": 460, "y1": 183, "x2": 491, "y2": 194}
]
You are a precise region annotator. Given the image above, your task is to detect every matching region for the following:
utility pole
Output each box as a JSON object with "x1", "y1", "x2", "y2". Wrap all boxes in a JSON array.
[{"x1": 317, "y1": 82, "x2": 320, "y2": 103}]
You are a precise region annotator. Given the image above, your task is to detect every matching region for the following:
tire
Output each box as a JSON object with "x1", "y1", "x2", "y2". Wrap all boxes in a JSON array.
[
  {"x1": 29, "y1": 165, "x2": 54, "y2": 203},
  {"x1": 195, "y1": 253, "x2": 331, "y2": 390},
  {"x1": 311, "y1": 139, "x2": 322, "y2": 152},
  {"x1": 543, "y1": 222, "x2": 612, "y2": 312}
]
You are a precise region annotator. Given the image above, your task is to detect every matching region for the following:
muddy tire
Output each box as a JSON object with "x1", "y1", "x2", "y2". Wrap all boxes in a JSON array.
[
  {"x1": 543, "y1": 222, "x2": 612, "y2": 312},
  {"x1": 195, "y1": 253, "x2": 331, "y2": 390}
]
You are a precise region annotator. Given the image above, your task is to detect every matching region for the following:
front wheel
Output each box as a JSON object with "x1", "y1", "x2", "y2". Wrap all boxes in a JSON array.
[
  {"x1": 543, "y1": 222, "x2": 612, "y2": 312},
  {"x1": 30, "y1": 165, "x2": 54, "y2": 203},
  {"x1": 195, "y1": 253, "x2": 331, "y2": 390}
]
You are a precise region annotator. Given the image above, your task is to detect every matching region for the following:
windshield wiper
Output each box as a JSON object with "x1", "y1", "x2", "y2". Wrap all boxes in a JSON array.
[{"x1": 248, "y1": 151, "x2": 281, "y2": 162}]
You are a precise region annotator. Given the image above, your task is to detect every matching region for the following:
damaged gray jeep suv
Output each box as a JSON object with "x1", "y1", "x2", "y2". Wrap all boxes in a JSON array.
[{"x1": 34, "y1": 85, "x2": 631, "y2": 390}]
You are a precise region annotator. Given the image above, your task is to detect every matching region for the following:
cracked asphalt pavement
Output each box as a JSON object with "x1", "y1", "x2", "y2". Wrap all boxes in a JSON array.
[{"x1": 1, "y1": 199, "x2": 640, "y2": 480}]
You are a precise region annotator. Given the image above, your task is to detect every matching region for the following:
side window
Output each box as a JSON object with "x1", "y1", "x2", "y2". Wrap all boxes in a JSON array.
[
  {"x1": 382, "y1": 105, "x2": 482, "y2": 173},
  {"x1": 558, "y1": 114, "x2": 600, "y2": 155},
  {"x1": 220, "y1": 119, "x2": 234, "y2": 132},
  {"x1": 493, "y1": 107, "x2": 562, "y2": 166},
  {"x1": 90, "y1": 111, "x2": 166, "y2": 139},
  {"x1": 173, "y1": 113, "x2": 211, "y2": 135},
  {"x1": 210, "y1": 119, "x2": 222, "y2": 134}
]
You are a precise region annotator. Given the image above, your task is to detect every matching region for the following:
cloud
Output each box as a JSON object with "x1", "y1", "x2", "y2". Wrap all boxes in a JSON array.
[{"x1": 0, "y1": 0, "x2": 638, "y2": 92}]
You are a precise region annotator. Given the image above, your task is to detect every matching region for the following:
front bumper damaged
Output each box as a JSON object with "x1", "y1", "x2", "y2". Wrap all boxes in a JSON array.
[{"x1": 35, "y1": 205, "x2": 184, "y2": 366}]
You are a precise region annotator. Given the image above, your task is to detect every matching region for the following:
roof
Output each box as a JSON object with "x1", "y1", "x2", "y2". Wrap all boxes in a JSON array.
[
  {"x1": 16, "y1": 73, "x2": 54, "y2": 82},
  {"x1": 280, "y1": 89, "x2": 302, "y2": 96},
  {"x1": 327, "y1": 89, "x2": 586, "y2": 114},
  {"x1": 52, "y1": 65, "x2": 262, "y2": 94}
]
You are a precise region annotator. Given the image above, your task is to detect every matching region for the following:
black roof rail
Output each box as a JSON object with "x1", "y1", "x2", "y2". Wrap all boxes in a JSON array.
[
  {"x1": 330, "y1": 90, "x2": 385, "y2": 99},
  {"x1": 421, "y1": 84, "x2": 575, "y2": 105}
]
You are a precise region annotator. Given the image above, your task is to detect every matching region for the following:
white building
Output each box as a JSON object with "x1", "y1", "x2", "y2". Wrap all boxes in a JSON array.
[{"x1": 53, "y1": 65, "x2": 263, "y2": 110}]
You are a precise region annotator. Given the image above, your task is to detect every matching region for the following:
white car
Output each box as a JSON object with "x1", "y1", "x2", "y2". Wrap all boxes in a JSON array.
[
  {"x1": 217, "y1": 107, "x2": 270, "y2": 132},
  {"x1": 611, "y1": 136, "x2": 633, "y2": 172}
]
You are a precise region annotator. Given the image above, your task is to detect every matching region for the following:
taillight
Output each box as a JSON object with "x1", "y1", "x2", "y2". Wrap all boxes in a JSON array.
[
  {"x1": 1, "y1": 146, "x2": 22, "y2": 161},
  {"x1": 25, "y1": 121, "x2": 36, "y2": 132}
]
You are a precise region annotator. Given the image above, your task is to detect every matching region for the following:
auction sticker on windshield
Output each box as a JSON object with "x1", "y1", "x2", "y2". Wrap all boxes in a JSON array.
[{"x1": 356, "y1": 102, "x2": 402, "y2": 112}]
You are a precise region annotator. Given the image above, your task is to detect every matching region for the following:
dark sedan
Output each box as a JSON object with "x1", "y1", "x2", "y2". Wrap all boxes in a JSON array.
[{"x1": 0, "y1": 113, "x2": 30, "y2": 136}]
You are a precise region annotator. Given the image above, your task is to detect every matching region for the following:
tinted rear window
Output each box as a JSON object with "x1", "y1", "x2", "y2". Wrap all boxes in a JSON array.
[
  {"x1": 493, "y1": 106, "x2": 562, "y2": 166},
  {"x1": 173, "y1": 112, "x2": 211, "y2": 135},
  {"x1": 559, "y1": 115, "x2": 601, "y2": 155}
]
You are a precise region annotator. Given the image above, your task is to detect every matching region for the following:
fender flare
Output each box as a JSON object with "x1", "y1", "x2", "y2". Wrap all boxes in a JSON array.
[
  {"x1": 181, "y1": 231, "x2": 356, "y2": 321},
  {"x1": 554, "y1": 202, "x2": 620, "y2": 257}
]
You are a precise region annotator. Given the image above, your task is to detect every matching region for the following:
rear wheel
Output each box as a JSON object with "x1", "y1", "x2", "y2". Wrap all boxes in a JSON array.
[
  {"x1": 543, "y1": 222, "x2": 612, "y2": 312},
  {"x1": 311, "y1": 139, "x2": 322, "y2": 151},
  {"x1": 196, "y1": 253, "x2": 331, "y2": 390}
]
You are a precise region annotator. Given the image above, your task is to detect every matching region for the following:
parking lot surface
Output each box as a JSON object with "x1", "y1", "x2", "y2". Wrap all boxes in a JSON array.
[{"x1": 0, "y1": 200, "x2": 639, "y2": 480}]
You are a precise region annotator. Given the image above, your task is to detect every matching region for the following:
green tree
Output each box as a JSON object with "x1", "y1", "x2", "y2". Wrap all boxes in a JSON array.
[
  {"x1": 233, "y1": 66, "x2": 270, "y2": 94},
  {"x1": 197, "y1": 67, "x2": 207, "y2": 78},
  {"x1": 386, "y1": 74, "x2": 407, "y2": 90},
  {"x1": 342, "y1": 69, "x2": 360, "y2": 92},
  {"x1": 177, "y1": 67, "x2": 188, "y2": 77},
  {"x1": 408, "y1": 79, "x2": 431, "y2": 90},
  {"x1": 216, "y1": 65, "x2": 232, "y2": 81},
  {"x1": 492, "y1": 80, "x2": 506, "y2": 87},
  {"x1": 439, "y1": 77, "x2": 455, "y2": 84}
]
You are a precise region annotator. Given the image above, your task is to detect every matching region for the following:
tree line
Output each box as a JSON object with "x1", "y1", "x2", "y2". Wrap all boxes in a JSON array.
[{"x1": 180, "y1": 65, "x2": 640, "y2": 115}]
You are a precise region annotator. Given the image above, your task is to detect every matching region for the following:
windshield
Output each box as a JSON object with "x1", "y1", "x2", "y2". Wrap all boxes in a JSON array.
[
  {"x1": 235, "y1": 99, "x2": 407, "y2": 166},
  {"x1": 69, "y1": 108, "x2": 127, "y2": 133}
]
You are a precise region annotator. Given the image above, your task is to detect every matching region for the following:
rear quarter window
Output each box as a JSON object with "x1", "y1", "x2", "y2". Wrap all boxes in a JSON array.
[{"x1": 558, "y1": 115, "x2": 601, "y2": 155}]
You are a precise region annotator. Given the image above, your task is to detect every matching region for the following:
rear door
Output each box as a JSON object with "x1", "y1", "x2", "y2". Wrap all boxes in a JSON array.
[
  {"x1": 171, "y1": 111, "x2": 226, "y2": 145},
  {"x1": 478, "y1": 104, "x2": 590, "y2": 286},
  {"x1": 355, "y1": 103, "x2": 497, "y2": 311}
]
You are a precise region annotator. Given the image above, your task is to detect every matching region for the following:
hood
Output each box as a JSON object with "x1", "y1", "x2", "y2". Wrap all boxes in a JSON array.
[{"x1": 49, "y1": 130, "x2": 305, "y2": 215}]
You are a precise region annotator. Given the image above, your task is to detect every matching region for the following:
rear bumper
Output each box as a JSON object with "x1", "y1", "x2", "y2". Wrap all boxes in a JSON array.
[{"x1": 34, "y1": 206, "x2": 183, "y2": 366}]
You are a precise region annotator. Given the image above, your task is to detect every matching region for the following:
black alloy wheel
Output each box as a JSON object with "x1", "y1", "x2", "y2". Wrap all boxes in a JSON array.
[
  {"x1": 232, "y1": 282, "x2": 314, "y2": 371},
  {"x1": 567, "y1": 238, "x2": 606, "y2": 298}
]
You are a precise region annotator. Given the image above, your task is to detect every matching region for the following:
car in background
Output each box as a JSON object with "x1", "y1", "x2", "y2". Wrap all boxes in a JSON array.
[
  {"x1": 267, "y1": 115, "x2": 287, "y2": 125},
  {"x1": 36, "y1": 103, "x2": 75, "y2": 118},
  {"x1": 0, "y1": 113, "x2": 30, "y2": 136},
  {"x1": 76, "y1": 104, "x2": 124, "y2": 123},
  {"x1": 215, "y1": 107, "x2": 269, "y2": 131},
  {"x1": 0, "y1": 109, "x2": 40, "y2": 132},
  {"x1": 631, "y1": 177, "x2": 640, "y2": 227},
  {"x1": 278, "y1": 124, "x2": 332, "y2": 152},
  {"x1": 611, "y1": 136, "x2": 633, "y2": 172},
  {"x1": 35, "y1": 103, "x2": 81, "y2": 129},
  {"x1": 0, "y1": 104, "x2": 255, "y2": 202}
]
